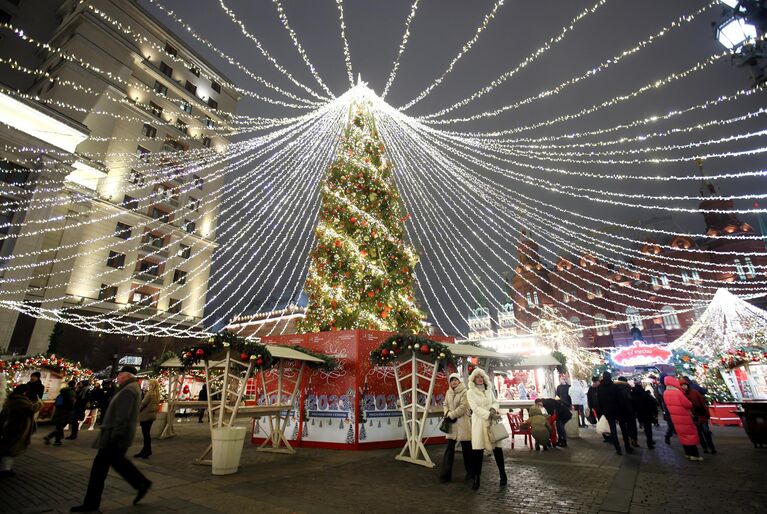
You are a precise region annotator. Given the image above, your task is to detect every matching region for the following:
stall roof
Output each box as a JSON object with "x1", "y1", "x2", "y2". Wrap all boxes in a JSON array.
[
  {"x1": 512, "y1": 354, "x2": 561, "y2": 369},
  {"x1": 266, "y1": 345, "x2": 324, "y2": 363},
  {"x1": 448, "y1": 344, "x2": 508, "y2": 360}
]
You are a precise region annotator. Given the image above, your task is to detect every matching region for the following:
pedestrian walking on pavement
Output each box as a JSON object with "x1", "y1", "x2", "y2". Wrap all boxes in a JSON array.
[
  {"x1": 570, "y1": 378, "x2": 588, "y2": 428},
  {"x1": 44, "y1": 380, "x2": 76, "y2": 446},
  {"x1": 0, "y1": 385, "x2": 40, "y2": 477},
  {"x1": 467, "y1": 367, "x2": 507, "y2": 490},
  {"x1": 67, "y1": 381, "x2": 91, "y2": 440},
  {"x1": 679, "y1": 377, "x2": 716, "y2": 454},
  {"x1": 662, "y1": 376, "x2": 702, "y2": 461},
  {"x1": 197, "y1": 384, "x2": 208, "y2": 423},
  {"x1": 70, "y1": 366, "x2": 152, "y2": 512},
  {"x1": 438, "y1": 373, "x2": 472, "y2": 483},
  {"x1": 597, "y1": 372, "x2": 634, "y2": 455},
  {"x1": 615, "y1": 377, "x2": 639, "y2": 447},
  {"x1": 135, "y1": 379, "x2": 160, "y2": 459},
  {"x1": 631, "y1": 381, "x2": 658, "y2": 449}
]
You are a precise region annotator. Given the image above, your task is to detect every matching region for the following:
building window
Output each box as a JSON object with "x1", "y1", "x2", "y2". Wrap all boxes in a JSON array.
[
  {"x1": 98, "y1": 284, "x2": 118, "y2": 302},
  {"x1": 183, "y1": 219, "x2": 196, "y2": 233},
  {"x1": 164, "y1": 42, "x2": 178, "y2": 57},
  {"x1": 131, "y1": 291, "x2": 154, "y2": 307},
  {"x1": 128, "y1": 169, "x2": 145, "y2": 186},
  {"x1": 693, "y1": 302, "x2": 707, "y2": 320},
  {"x1": 139, "y1": 260, "x2": 160, "y2": 276},
  {"x1": 207, "y1": 97, "x2": 218, "y2": 109},
  {"x1": 661, "y1": 306, "x2": 681, "y2": 330},
  {"x1": 681, "y1": 271, "x2": 689, "y2": 283},
  {"x1": 734, "y1": 258, "x2": 746, "y2": 280},
  {"x1": 744, "y1": 257, "x2": 756, "y2": 277},
  {"x1": 625, "y1": 306, "x2": 642, "y2": 330},
  {"x1": 168, "y1": 298, "x2": 182, "y2": 314},
  {"x1": 650, "y1": 276, "x2": 660, "y2": 288},
  {"x1": 150, "y1": 207, "x2": 170, "y2": 223},
  {"x1": 141, "y1": 123, "x2": 157, "y2": 139},
  {"x1": 145, "y1": 233, "x2": 164, "y2": 248},
  {"x1": 189, "y1": 65, "x2": 200, "y2": 77},
  {"x1": 660, "y1": 274, "x2": 670, "y2": 287},
  {"x1": 194, "y1": 175, "x2": 204, "y2": 190},
  {"x1": 202, "y1": 137, "x2": 212, "y2": 148},
  {"x1": 156, "y1": 184, "x2": 171, "y2": 201},
  {"x1": 173, "y1": 269, "x2": 187, "y2": 284},
  {"x1": 188, "y1": 197, "x2": 199, "y2": 211},
  {"x1": 569, "y1": 316, "x2": 583, "y2": 337},
  {"x1": 114, "y1": 222, "x2": 132, "y2": 240},
  {"x1": 175, "y1": 119, "x2": 188, "y2": 134},
  {"x1": 180, "y1": 100, "x2": 192, "y2": 114},
  {"x1": 691, "y1": 270, "x2": 701, "y2": 281},
  {"x1": 122, "y1": 195, "x2": 139, "y2": 210},
  {"x1": 178, "y1": 244, "x2": 191, "y2": 259},
  {"x1": 184, "y1": 80, "x2": 197, "y2": 95},
  {"x1": 106, "y1": 251, "x2": 126, "y2": 269},
  {"x1": 136, "y1": 145, "x2": 150, "y2": 160},
  {"x1": 595, "y1": 313, "x2": 611, "y2": 336},
  {"x1": 533, "y1": 291, "x2": 539, "y2": 305},
  {"x1": 563, "y1": 290, "x2": 572, "y2": 303},
  {"x1": 211, "y1": 81, "x2": 221, "y2": 94},
  {"x1": 0, "y1": 161, "x2": 31, "y2": 186},
  {"x1": 153, "y1": 80, "x2": 168, "y2": 96},
  {"x1": 159, "y1": 61, "x2": 173, "y2": 77},
  {"x1": 205, "y1": 116, "x2": 215, "y2": 129},
  {"x1": 149, "y1": 101, "x2": 163, "y2": 118},
  {"x1": 593, "y1": 286, "x2": 603, "y2": 297}
]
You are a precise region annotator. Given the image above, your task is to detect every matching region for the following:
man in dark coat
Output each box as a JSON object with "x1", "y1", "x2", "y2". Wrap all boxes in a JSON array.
[
  {"x1": 44, "y1": 380, "x2": 76, "y2": 446},
  {"x1": 597, "y1": 372, "x2": 633, "y2": 455},
  {"x1": 556, "y1": 377, "x2": 572, "y2": 408},
  {"x1": 541, "y1": 398, "x2": 572, "y2": 448},
  {"x1": 70, "y1": 367, "x2": 151, "y2": 512},
  {"x1": 631, "y1": 382, "x2": 658, "y2": 449},
  {"x1": 615, "y1": 377, "x2": 638, "y2": 447},
  {"x1": 67, "y1": 381, "x2": 91, "y2": 440},
  {"x1": 586, "y1": 376, "x2": 600, "y2": 424},
  {"x1": 25, "y1": 372, "x2": 45, "y2": 402}
]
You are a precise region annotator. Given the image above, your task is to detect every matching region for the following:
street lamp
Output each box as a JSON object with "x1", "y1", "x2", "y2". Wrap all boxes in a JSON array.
[{"x1": 714, "y1": 0, "x2": 767, "y2": 84}]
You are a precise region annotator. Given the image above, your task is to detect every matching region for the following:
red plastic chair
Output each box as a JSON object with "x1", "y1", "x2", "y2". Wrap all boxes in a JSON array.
[{"x1": 507, "y1": 411, "x2": 533, "y2": 450}]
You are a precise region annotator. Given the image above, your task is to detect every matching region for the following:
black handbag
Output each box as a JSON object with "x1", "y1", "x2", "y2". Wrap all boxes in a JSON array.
[{"x1": 438, "y1": 416, "x2": 455, "y2": 434}]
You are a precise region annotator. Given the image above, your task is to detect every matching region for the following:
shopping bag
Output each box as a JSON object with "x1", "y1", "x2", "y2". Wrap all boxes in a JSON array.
[
  {"x1": 596, "y1": 415, "x2": 610, "y2": 435},
  {"x1": 488, "y1": 419, "x2": 509, "y2": 443}
]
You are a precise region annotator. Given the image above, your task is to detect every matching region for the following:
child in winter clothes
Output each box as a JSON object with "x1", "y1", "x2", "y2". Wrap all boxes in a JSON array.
[{"x1": 527, "y1": 406, "x2": 551, "y2": 451}]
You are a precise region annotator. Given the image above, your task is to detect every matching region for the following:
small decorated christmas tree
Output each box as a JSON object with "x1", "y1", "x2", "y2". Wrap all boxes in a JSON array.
[{"x1": 298, "y1": 92, "x2": 424, "y2": 333}]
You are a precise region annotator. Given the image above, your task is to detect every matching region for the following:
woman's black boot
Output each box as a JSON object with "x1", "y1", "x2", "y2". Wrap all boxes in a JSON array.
[
  {"x1": 472, "y1": 474, "x2": 480, "y2": 490},
  {"x1": 493, "y1": 448, "x2": 507, "y2": 486}
]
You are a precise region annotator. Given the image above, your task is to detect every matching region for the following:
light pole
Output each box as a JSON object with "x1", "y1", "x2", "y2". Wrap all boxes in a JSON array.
[{"x1": 714, "y1": 1, "x2": 767, "y2": 85}]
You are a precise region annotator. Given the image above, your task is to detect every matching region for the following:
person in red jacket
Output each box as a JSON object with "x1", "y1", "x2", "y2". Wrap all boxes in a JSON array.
[
  {"x1": 662, "y1": 376, "x2": 702, "y2": 461},
  {"x1": 679, "y1": 377, "x2": 716, "y2": 454}
]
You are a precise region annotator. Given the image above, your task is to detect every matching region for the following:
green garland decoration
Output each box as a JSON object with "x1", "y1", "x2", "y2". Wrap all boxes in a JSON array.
[
  {"x1": 177, "y1": 331, "x2": 273, "y2": 370},
  {"x1": 369, "y1": 334, "x2": 454, "y2": 366}
]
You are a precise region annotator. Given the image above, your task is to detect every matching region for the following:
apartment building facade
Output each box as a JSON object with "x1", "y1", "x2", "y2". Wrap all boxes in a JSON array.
[{"x1": 0, "y1": 0, "x2": 239, "y2": 369}]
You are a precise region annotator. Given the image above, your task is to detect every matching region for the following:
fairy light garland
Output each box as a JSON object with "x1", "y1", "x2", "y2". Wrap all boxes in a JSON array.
[
  {"x1": 335, "y1": 0, "x2": 355, "y2": 87},
  {"x1": 271, "y1": 0, "x2": 335, "y2": 98},
  {"x1": 381, "y1": 0, "x2": 422, "y2": 100},
  {"x1": 399, "y1": 0, "x2": 505, "y2": 111}
]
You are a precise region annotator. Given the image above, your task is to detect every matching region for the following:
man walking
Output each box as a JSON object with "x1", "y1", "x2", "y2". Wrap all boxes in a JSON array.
[
  {"x1": 597, "y1": 372, "x2": 634, "y2": 455},
  {"x1": 70, "y1": 366, "x2": 151, "y2": 512}
]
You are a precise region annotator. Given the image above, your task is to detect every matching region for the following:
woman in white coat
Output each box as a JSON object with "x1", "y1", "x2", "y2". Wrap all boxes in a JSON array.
[
  {"x1": 467, "y1": 367, "x2": 507, "y2": 490},
  {"x1": 439, "y1": 373, "x2": 472, "y2": 482},
  {"x1": 570, "y1": 378, "x2": 588, "y2": 428}
]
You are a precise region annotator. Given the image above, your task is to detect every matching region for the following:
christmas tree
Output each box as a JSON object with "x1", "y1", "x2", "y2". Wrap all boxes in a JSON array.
[{"x1": 298, "y1": 94, "x2": 424, "y2": 333}]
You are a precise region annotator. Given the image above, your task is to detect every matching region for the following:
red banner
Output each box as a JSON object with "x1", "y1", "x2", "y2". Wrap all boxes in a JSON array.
[{"x1": 611, "y1": 343, "x2": 672, "y2": 367}]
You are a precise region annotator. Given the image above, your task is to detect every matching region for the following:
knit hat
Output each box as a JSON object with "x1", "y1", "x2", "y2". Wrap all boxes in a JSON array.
[{"x1": 448, "y1": 372, "x2": 462, "y2": 382}]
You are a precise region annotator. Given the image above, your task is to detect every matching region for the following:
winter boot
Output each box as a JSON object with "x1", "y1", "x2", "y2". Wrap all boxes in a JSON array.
[{"x1": 492, "y1": 448, "x2": 507, "y2": 486}]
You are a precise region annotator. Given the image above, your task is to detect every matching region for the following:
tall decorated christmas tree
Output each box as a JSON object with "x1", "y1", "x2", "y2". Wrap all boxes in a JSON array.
[{"x1": 298, "y1": 91, "x2": 424, "y2": 333}]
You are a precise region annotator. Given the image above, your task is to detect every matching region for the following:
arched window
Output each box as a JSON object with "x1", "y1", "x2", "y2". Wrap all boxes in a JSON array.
[
  {"x1": 594, "y1": 313, "x2": 611, "y2": 336},
  {"x1": 569, "y1": 316, "x2": 582, "y2": 338},
  {"x1": 530, "y1": 321, "x2": 540, "y2": 333},
  {"x1": 625, "y1": 307, "x2": 642, "y2": 330},
  {"x1": 661, "y1": 306, "x2": 680, "y2": 330}
]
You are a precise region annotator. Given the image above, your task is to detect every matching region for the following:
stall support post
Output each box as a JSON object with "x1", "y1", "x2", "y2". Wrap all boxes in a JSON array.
[{"x1": 393, "y1": 353, "x2": 439, "y2": 468}]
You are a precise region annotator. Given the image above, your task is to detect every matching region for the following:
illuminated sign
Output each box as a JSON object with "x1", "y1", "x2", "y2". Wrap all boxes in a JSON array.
[{"x1": 611, "y1": 343, "x2": 672, "y2": 367}]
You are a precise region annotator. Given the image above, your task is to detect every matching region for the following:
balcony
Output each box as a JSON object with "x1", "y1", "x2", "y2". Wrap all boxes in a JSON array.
[{"x1": 133, "y1": 271, "x2": 164, "y2": 286}]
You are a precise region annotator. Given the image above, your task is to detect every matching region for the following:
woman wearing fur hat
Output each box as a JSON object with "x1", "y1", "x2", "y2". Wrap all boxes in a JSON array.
[
  {"x1": 467, "y1": 367, "x2": 507, "y2": 490},
  {"x1": 439, "y1": 373, "x2": 472, "y2": 482}
]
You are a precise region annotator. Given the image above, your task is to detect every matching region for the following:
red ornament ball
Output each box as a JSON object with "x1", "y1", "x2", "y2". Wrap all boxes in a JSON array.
[
  {"x1": 381, "y1": 348, "x2": 390, "y2": 357},
  {"x1": 185, "y1": 352, "x2": 193, "y2": 359},
  {"x1": 420, "y1": 344, "x2": 430, "y2": 354},
  {"x1": 240, "y1": 352, "x2": 250, "y2": 361},
  {"x1": 255, "y1": 358, "x2": 264, "y2": 366},
  {"x1": 195, "y1": 348, "x2": 205, "y2": 358}
]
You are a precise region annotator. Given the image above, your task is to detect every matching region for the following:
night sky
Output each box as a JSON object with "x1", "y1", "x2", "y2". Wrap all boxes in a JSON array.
[{"x1": 139, "y1": 0, "x2": 767, "y2": 333}]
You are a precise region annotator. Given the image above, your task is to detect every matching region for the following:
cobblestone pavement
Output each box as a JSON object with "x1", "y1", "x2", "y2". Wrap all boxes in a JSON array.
[{"x1": 0, "y1": 422, "x2": 765, "y2": 514}]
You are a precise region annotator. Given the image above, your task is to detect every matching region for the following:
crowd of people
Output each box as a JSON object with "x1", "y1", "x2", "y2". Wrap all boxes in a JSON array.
[{"x1": 438, "y1": 367, "x2": 718, "y2": 487}]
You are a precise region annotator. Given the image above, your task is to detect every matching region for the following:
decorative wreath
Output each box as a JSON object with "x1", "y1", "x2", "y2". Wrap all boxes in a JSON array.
[{"x1": 369, "y1": 334, "x2": 454, "y2": 366}]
